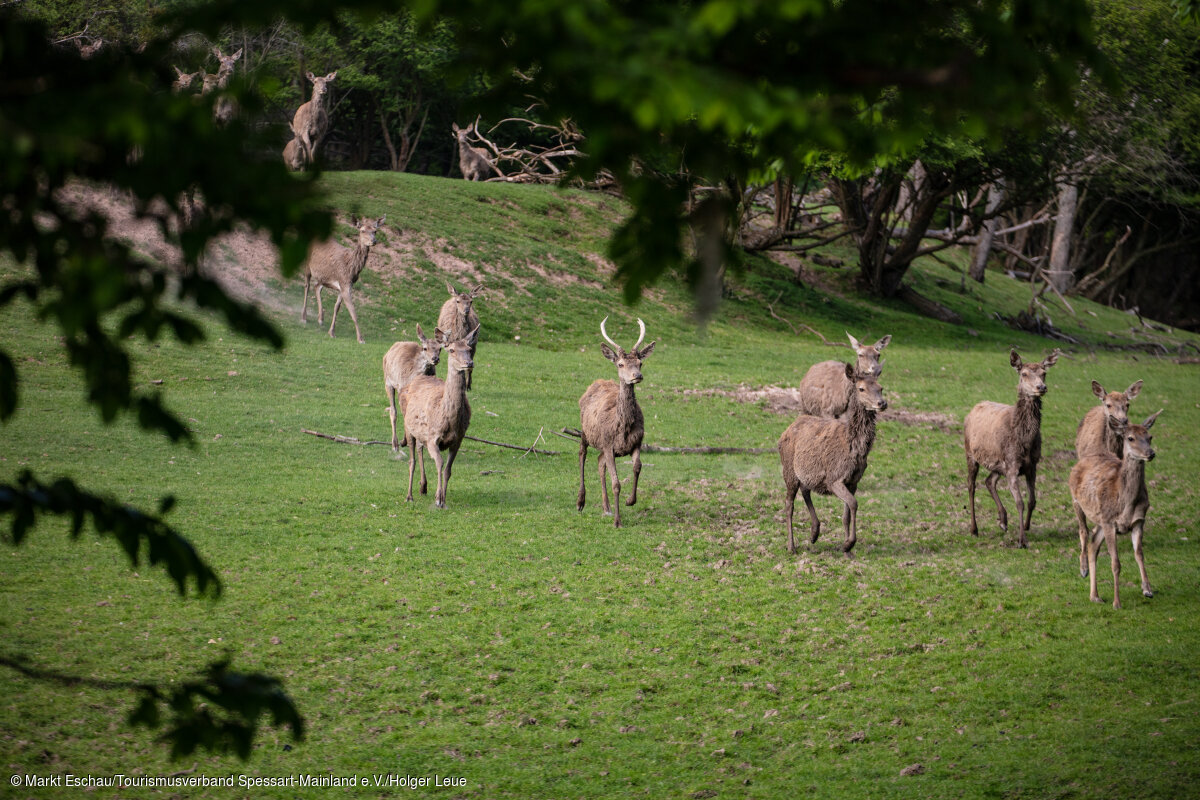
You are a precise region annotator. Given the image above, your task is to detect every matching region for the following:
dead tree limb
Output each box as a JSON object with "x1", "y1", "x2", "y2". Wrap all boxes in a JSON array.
[
  {"x1": 555, "y1": 428, "x2": 772, "y2": 455},
  {"x1": 301, "y1": 428, "x2": 560, "y2": 455},
  {"x1": 464, "y1": 433, "x2": 560, "y2": 456}
]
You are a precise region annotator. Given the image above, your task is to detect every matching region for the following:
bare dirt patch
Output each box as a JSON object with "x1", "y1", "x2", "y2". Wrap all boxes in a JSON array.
[{"x1": 683, "y1": 384, "x2": 959, "y2": 432}]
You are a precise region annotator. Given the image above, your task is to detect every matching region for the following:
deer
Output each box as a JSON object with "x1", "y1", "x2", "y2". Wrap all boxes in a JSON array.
[
  {"x1": 577, "y1": 317, "x2": 656, "y2": 528},
  {"x1": 436, "y1": 283, "x2": 482, "y2": 390},
  {"x1": 1069, "y1": 410, "x2": 1162, "y2": 608},
  {"x1": 300, "y1": 214, "x2": 385, "y2": 344},
  {"x1": 797, "y1": 332, "x2": 892, "y2": 418},
  {"x1": 452, "y1": 120, "x2": 498, "y2": 181},
  {"x1": 206, "y1": 46, "x2": 242, "y2": 126},
  {"x1": 172, "y1": 66, "x2": 201, "y2": 93},
  {"x1": 963, "y1": 349, "x2": 1060, "y2": 548},
  {"x1": 291, "y1": 71, "x2": 338, "y2": 168},
  {"x1": 282, "y1": 121, "x2": 305, "y2": 171},
  {"x1": 398, "y1": 325, "x2": 479, "y2": 509},
  {"x1": 384, "y1": 324, "x2": 445, "y2": 452},
  {"x1": 1075, "y1": 379, "x2": 1143, "y2": 459},
  {"x1": 779, "y1": 365, "x2": 888, "y2": 555}
]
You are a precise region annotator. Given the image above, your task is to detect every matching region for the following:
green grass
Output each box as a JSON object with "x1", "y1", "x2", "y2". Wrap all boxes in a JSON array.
[{"x1": 2, "y1": 171, "x2": 1200, "y2": 798}]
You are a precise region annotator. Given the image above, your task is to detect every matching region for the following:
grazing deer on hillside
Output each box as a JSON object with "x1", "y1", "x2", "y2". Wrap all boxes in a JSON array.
[
  {"x1": 797, "y1": 332, "x2": 892, "y2": 418},
  {"x1": 399, "y1": 326, "x2": 479, "y2": 508},
  {"x1": 964, "y1": 349, "x2": 1060, "y2": 548},
  {"x1": 1075, "y1": 380, "x2": 1143, "y2": 459},
  {"x1": 385, "y1": 324, "x2": 444, "y2": 452},
  {"x1": 1069, "y1": 410, "x2": 1162, "y2": 608},
  {"x1": 437, "y1": 283, "x2": 482, "y2": 390},
  {"x1": 452, "y1": 120, "x2": 498, "y2": 181},
  {"x1": 779, "y1": 365, "x2": 888, "y2": 555},
  {"x1": 300, "y1": 214, "x2": 385, "y2": 343},
  {"x1": 291, "y1": 71, "x2": 338, "y2": 168},
  {"x1": 577, "y1": 317, "x2": 656, "y2": 528}
]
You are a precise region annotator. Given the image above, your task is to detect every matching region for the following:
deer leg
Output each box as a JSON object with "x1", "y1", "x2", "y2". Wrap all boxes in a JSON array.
[
  {"x1": 576, "y1": 437, "x2": 588, "y2": 512},
  {"x1": 405, "y1": 435, "x2": 417, "y2": 502},
  {"x1": 1006, "y1": 469, "x2": 1027, "y2": 548},
  {"x1": 966, "y1": 457, "x2": 980, "y2": 536},
  {"x1": 784, "y1": 480, "x2": 800, "y2": 554},
  {"x1": 438, "y1": 443, "x2": 459, "y2": 509},
  {"x1": 829, "y1": 481, "x2": 858, "y2": 554},
  {"x1": 416, "y1": 437, "x2": 428, "y2": 495},
  {"x1": 387, "y1": 385, "x2": 399, "y2": 452},
  {"x1": 801, "y1": 489, "x2": 820, "y2": 544},
  {"x1": 328, "y1": 290, "x2": 344, "y2": 338},
  {"x1": 1022, "y1": 466, "x2": 1038, "y2": 542},
  {"x1": 983, "y1": 470, "x2": 1008, "y2": 533},
  {"x1": 597, "y1": 451, "x2": 610, "y2": 515},
  {"x1": 1073, "y1": 500, "x2": 1091, "y2": 578},
  {"x1": 316, "y1": 285, "x2": 325, "y2": 325},
  {"x1": 339, "y1": 287, "x2": 364, "y2": 344},
  {"x1": 1131, "y1": 520, "x2": 1152, "y2": 598},
  {"x1": 301, "y1": 273, "x2": 311, "y2": 323},
  {"x1": 606, "y1": 449, "x2": 623, "y2": 528},
  {"x1": 427, "y1": 442, "x2": 447, "y2": 509},
  {"x1": 1106, "y1": 523, "x2": 1121, "y2": 609},
  {"x1": 1087, "y1": 526, "x2": 1103, "y2": 603},
  {"x1": 625, "y1": 447, "x2": 642, "y2": 506}
]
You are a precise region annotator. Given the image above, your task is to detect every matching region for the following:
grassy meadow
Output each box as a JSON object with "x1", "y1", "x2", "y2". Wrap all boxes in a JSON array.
[{"x1": 2, "y1": 171, "x2": 1200, "y2": 798}]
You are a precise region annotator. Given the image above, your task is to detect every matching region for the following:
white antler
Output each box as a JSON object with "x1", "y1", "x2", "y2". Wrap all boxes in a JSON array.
[
  {"x1": 633, "y1": 318, "x2": 646, "y2": 351},
  {"x1": 600, "y1": 316, "x2": 619, "y2": 349}
]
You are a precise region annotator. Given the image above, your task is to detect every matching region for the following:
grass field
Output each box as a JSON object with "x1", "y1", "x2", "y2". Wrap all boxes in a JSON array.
[{"x1": 2, "y1": 171, "x2": 1200, "y2": 798}]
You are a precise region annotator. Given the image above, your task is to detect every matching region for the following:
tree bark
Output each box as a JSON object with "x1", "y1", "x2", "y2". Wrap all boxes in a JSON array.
[
  {"x1": 1048, "y1": 181, "x2": 1078, "y2": 294},
  {"x1": 969, "y1": 180, "x2": 1005, "y2": 282}
]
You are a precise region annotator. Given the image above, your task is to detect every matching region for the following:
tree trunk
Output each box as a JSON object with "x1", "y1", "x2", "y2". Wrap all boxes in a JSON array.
[
  {"x1": 969, "y1": 181, "x2": 1005, "y2": 282},
  {"x1": 1048, "y1": 181, "x2": 1078, "y2": 294}
]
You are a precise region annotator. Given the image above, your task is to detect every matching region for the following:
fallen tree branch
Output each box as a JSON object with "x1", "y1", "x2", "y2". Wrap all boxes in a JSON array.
[
  {"x1": 301, "y1": 428, "x2": 560, "y2": 456},
  {"x1": 555, "y1": 428, "x2": 772, "y2": 455},
  {"x1": 767, "y1": 292, "x2": 850, "y2": 347}
]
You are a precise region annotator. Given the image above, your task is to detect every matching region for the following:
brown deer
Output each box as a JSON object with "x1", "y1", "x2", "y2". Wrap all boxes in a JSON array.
[
  {"x1": 384, "y1": 324, "x2": 444, "y2": 452},
  {"x1": 452, "y1": 120, "x2": 498, "y2": 181},
  {"x1": 207, "y1": 46, "x2": 242, "y2": 126},
  {"x1": 300, "y1": 215, "x2": 385, "y2": 344},
  {"x1": 577, "y1": 318, "x2": 656, "y2": 528},
  {"x1": 779, "y1": 365, "x2": 887, "y2": 555},
  {"x1": 291, "y1": 71, "x2": 338, "y2": 167},
  {"x1": 1069, "y1": 410, "x2": 1162, "y2": 608},
  {"x1": 398, "y1": 326, "x2": 479, "y2": 508},
  {"x1": 964, "y1": 349, "x2": 1060, "y2": 548},
  {"x1": 1075, "y1": 379, "x2": 1143, "y2": 459},
  {"x1": 436, "y1": 283, "x2": 482, "y2": 390},
  {"x1": 797, "y1": 332, "x2": 891, "y2": 418},
  {"x1": 282, "y1": 121, "x2": 305, "y2": 171},
  {"x1": 172, "y1": 66, "x2": 201, "y2": 93}
]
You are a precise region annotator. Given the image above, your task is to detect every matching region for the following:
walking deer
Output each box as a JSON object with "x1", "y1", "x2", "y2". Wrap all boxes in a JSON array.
[
  {"x1": 384, "y1": 325, "x2": 444, "y2": 452},
  {"x1": 577, "y1": 318, "x2": 655, "y2": 528},
  {"x1": 1075, "y1": 380, "x2": 1143, "y2": 459},
  {"x1": 399, "y1": 326, "x2": 479, "y2": 509},
  {"x1": 300, "y1": 214, "x2": 385, "y2": 343},
  {"x1": 1069, "y1": 410, "x2": 1162, "y2": 608},
  {"x1": 964, "y1": 349, "x2": 1060, "y2": 548},
  {"x1": 779, "y1": 365, "x2": 887, "y2": 555},
  {"x1": 797, "y1": 332, "x2": 891, "y2": 418}
]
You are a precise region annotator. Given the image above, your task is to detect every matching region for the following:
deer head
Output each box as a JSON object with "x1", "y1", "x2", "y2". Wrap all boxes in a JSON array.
[
  {"x1": 846, "y1": 332, "x2": 891, "y2": 377},
  {"x1": 415, "y1": 323, "x2": 443, "y2": 373},
  {"x1": 843, "y1": 363, "x2": 888, "y2": 412},
  {"x1": 1011, "y1": 349, "x2": 1060, "y2": 397},
  {"x1": 440, "y1": 325, "x2": 479, "y2": 373},
  {"x1": 600, "y1": 317, "x2": 655, "y2": 385},
  {"x1": 306, "y1": 70, "x2": 338, "y2": 101},
  {"x1": 349, "y1": 215, "x2": 385, "y2": 248},
  {"x1": 1093, "y1": 379, "x2": 1142, "y2": 429}
]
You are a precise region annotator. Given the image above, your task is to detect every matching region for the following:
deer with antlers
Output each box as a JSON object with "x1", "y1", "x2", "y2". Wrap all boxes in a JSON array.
[{"x1": 577, "y1": 317, "x2": 656, "y2": 528}]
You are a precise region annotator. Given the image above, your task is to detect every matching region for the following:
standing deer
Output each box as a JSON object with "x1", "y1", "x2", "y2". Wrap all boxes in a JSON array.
[
  {"x1": 1075, "y1": 380, "x2": 1143, "y2": 459},
  {"x1": 577, "y1": 318, "x2": 656, "y2": 528},
  {"x1": 436, "y1": 283, "x2": 482, "y2": 390},
  {"x1": 207, "y1": 46, "x2": 242, "y2": 126},
  {"x1": 964, "y1": 349, "x2": 1060, "y2": 548},
  {"x1": 300, "y1": 214, "x2": 385, "y2": 344},
  {"x1": 452, "y1": 121, "x2": 497, "y2": 181},
  {"x1": 384, "y1": 324, "x2": 444, "y2": 452},
  {"x1": 291, "y1": 71, "x2": 338, "y2": 168},
  {"x1": 797, "y1": 332, "x2": 892, "y2": 418},
  {"x1": 1069, "y1": 410, "x2": 1162, "y2": 608},
  {"x1": 779, "y1": 365, "x2": 887, "y2": 555},
  {"x1": 399, "y1": 326, "x2": 479, "y2": 509}
]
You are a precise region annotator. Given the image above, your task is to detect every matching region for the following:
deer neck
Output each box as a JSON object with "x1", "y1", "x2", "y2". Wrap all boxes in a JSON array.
[
  {"x1": 844, "y1": 396, "x2": 877, "y2": 456},
  {"x1": 441, "y1": 366, "x2": 469, "y2": 414},
  {"x1": 617, "y1": 380, "x2": 639, "y2": 423},
  {"x1": 349, "y1": 242, "x2": 372, "y2": 282},
  {"x1": 1118, "y1": 455, "x2": 1146, "y2": 510},
  {"x1": 1014, "y1": 393, "x2": 1042, "y2": 445}
]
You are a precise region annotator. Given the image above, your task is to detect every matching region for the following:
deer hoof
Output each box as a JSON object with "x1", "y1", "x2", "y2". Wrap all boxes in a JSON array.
[
  {"x1": 625, "y1": 497, "x2": 636, "y2": 507},
  {"x1": 1143, "y1": 589, "x2": 1154, "y2": 598},
  {"x1": 1080, "y1": 567, "x2": 1089, "y2": 578},
  {"x1": 357, "y1": 338, "x2": 365, "y2": 344}
]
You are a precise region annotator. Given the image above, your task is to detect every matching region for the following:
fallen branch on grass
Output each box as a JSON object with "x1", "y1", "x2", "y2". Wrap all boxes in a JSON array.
[
  {"x1": 767, "y1": 292, "x2": 851, "y2": 346},
  {"x1": 301, "y1": 428, "x2": 560, "y2": 456},
  {"x1": 556, "y1": 428, "x2": 773, "y2": 455}
]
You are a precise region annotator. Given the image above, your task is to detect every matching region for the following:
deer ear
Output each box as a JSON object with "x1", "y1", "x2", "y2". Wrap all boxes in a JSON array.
[
  {"x1": 1091, "y1": 380, "x2": 1106, "y2": 399},
  {"x1": 376, "y1": 215, "x2": 386, "y2": 226},
  {"x1": 1010, "y1": 350, "x2": 1023, "y2": 369},
  {"x1": 844, "y1": 362, "x2": 855, "y2": 380},
  {"x1": 415, "y1": 323, "x2": 426, "y2": 340},
  {"x1": 846, "y1": 331, "x2": 862, "y2": 352},
  {"x1": 1143, "y1": 409, "x2": 1163, "y2": 429},
  {"x1": 434, "y1": 327, "x2": 449, "y2": 344},
  {"x1": 875, "y1": 334, "x2": 892, "y2": 350},
  {"x1": 638, "y1": 341, "x2": 656, "y2": 359},
  {"x1": 599, "y1": 343, "x2": 619, "y2": 363},
  {"x1": 1127, "y1": 380, "x2": 1143, "y2": 399},
  {"x1": 306, "y1": 71, "x2": 316, "y2": 82},
  {"x1": 471, "y1": 284, "x2": 484, "y2": 297},
  {"x1": 446, "y1": 282, "x2": 457, "y2": 296},
  {"x1": 325, "y1": 70, "x2": 337, "y2": 81},
  {"x1": 1043, "y1": 349, "x2": 1061, "y2": 368},
  {"x1": 231, "y1": 48, "x2": 243, "y2": 61}
]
